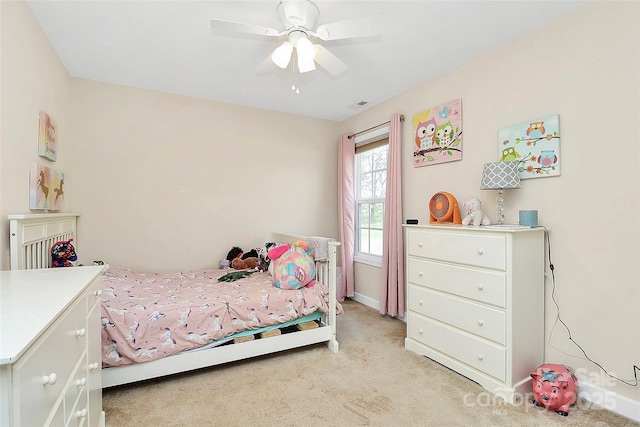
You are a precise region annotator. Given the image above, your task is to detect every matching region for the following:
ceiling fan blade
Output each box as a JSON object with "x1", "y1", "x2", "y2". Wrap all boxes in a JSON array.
[
  {"x1": 210, "y1": 18, "x2": 283, "y2": 37},
  {"x1": 313, "y1": 45, "x2": 348, "y2": 76},
  {"x1": 313, "y1": 16, "x2": 381, "y2": 41}
]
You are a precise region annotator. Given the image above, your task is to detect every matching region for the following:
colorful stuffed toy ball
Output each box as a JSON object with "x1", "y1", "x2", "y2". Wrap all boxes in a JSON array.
[{"x1": 271, "y1": 241, "x2": 316, "y2": 289}]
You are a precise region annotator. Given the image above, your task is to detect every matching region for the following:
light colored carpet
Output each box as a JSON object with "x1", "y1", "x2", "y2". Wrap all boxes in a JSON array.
[{"x1": 103, "y1": 299, "x2": 637, "y2": 426}]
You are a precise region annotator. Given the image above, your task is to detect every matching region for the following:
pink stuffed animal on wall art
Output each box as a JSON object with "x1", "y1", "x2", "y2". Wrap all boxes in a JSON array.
[{"x1": 530, "y1": 364, "x2": 578, "y2": 416}]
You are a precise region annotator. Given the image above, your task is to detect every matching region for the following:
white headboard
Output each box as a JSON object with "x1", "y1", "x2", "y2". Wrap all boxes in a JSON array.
[{"x1": 8, "y1": 213, "x2": 80, "y2": 270}]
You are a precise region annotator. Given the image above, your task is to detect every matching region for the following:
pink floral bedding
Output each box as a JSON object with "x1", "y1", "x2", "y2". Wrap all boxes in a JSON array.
[{"x1": 101, "y1": 266, "x2": 342, "y2": 367}]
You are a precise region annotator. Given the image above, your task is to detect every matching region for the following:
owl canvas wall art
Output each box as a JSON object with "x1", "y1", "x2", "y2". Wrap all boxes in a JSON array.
[
  {"x1": 497, "y1": 114, "x2": 561, "y2": 179},
  {"x1": 413, "y1": 98, "x2": 462, "y2": 167}
]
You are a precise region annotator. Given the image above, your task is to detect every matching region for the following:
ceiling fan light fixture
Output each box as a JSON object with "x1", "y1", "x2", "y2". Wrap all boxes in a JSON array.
[
  {"x1": 295, "y1": 35, "x2": 316, "y2": 59},
  {"x1": 298, "y1": 55, "x2": 316, "y2": 73},
  {"x1": 295, "y1": 34, "x2": 316, "y2": 73},
  {"x1": 271, "y1": 41, "x2": 293, "y2": 68}
]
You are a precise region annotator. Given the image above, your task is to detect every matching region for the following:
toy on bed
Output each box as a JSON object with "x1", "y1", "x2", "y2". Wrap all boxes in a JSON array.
[
  {"x1": 461, "y1": 197, "x2": 491, "y2": 226},
  {"x1": 257, "y1": 242, "x2": 277, "y2": 272},
  {"x1": 217, "y1": 270, "x2": 255, "y2": 282},
  {"x1": 50, "y1": 238, "x2": 78, "y2": 267},
  {"x1": 224, "y1": 245, "x2": 260, "y2": 270},
  {"x1": 231, "y1": 257, "x2": 258, "y2": 269},
  {"x1": 269, "y1": 241, "x2": 316, "y2": 289}
]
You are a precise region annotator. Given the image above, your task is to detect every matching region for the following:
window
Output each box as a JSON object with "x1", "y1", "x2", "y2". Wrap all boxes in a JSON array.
[{"x1": 355, "y1": 137, "x2": 388, "y2": 264}]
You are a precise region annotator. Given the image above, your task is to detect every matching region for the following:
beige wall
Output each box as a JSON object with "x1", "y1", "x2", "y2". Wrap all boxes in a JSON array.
[
  {"x1": 341, "y1": 1, "x2": 639, "y2": 406},
  {"x1": 0, "y1": 0, "x2": 72, "y2": 270},
  {"x1": 66, "y1": 79, "x2": 339, "y2": 271}
]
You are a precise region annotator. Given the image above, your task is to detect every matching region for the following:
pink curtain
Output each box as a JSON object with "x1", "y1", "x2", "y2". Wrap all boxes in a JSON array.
[
  {"x1": 338, "y1": 134, "x2": 355, "y2": 300},
  {"x1": 380, "y1": 114, "x2": 405, "y2": 317}
]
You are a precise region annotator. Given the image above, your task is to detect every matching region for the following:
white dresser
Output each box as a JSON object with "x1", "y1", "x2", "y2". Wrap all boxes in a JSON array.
[
  {"x1": 404, "y1": 224, "x2": 544, "y2": 403},
  {"x1": 0, "y1": 266, "x2": 107, "y2": 427}
]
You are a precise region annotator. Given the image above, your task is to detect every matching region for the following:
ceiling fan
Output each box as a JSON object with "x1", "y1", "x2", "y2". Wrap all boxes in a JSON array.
[{"x1": 210, "y1": 0, "x2": 380, "y2": 76}]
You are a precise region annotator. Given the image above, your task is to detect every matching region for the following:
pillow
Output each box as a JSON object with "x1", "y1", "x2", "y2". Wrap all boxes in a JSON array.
[{"x1": 272, "y1": 242, "x2": 316, "y2": 290}]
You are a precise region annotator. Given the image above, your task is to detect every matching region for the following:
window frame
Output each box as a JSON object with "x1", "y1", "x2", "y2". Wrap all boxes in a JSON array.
[{"x1": 353, "y1": 126, "x2": 390, "y2": 268}]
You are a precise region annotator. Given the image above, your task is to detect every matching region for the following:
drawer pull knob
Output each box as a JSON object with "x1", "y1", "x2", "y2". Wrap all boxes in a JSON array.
[
  {"x1": 418, "y1": 328, "x2": 424, "y2": 335},
  {"x1": 477, "y1": 284, "x2": 484, "y2": 291},
  {"x1": 478, "y1": 320, "x2": 484, "y2": 326},
  {"x1": 418, "y1": 272, "x2": 423, "y2": 277},
  {"x1": 477, "y1": 354, "x2": 484, "y2": 361},
  {"x1": 477, "y1": 249, "x2": 484, "y2": 255},
  {"x1": 94, "y1": 289, "x2": 102, "y2": 296},
  {"x1": 75, "y1": 409, "x2": 87, "y2": 419},
  {"x1": 418, "y1": 300, "x2": 424, "y2": 305},
  {"x1": 89, "y1": 362, "x2": 100, "y2": 370},
  {"x1": 76, "y1": 377, "x2": 87, "y2": 387},
  {"x1": 75, "y1": 328, "x2": 86, "y2": 337},
  {"x1": 41, "y1": 373, "x2": 57, "y2": 385},
  {"x1": 418, "y1": 243, "x2": 423, "y2": 247}
]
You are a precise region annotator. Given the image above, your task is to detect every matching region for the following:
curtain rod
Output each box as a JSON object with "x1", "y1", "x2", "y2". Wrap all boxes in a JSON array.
[{"x1": 347, "y1": 115, "x2": 405, "y2": 139}]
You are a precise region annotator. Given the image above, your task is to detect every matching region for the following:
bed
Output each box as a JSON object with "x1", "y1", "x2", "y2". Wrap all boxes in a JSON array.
[{"x1": 8, "y1": 213, "x2": 341, "y2": 388}]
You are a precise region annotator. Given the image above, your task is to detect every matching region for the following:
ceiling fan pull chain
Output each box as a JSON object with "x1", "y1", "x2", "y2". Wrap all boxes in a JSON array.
[
  {"x1": 291, "y1": 57, "x2": 296, "y2": 91},
  {"x1": 292, "y1": 52, "x2": 300, "y2": 94}
]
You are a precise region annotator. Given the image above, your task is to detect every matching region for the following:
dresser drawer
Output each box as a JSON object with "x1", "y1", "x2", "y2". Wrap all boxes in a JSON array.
[
  {"x1": 407, "y1": 258, "x2": 506, "y2": 307},
  {"x1": 86, "y1": 300, "x2": 103, "y2": 427},
  {"x1": 407, "y1": 313, "x2": 506, "y2": 381},
  {"x1": 13, "y1": 296, "x2": 87, "y2": 427},
  {"x1": 67, "y1": 386, "x2": 89, "y2": 427},
  {"x1": 64, "y1": 355, "x2": 88, "y2": 426},
  {"x1": 408, "y1": 285, "x2": 506, "y2": 345},
  {"x1": 406, "y1": 229, "x2": 506, "y2": 270},
  {"x1": 86, "y1": 275, "x2": 103, "y2": 312}
]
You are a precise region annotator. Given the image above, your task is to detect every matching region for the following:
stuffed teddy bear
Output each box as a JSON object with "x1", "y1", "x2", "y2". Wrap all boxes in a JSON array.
[
  {"x1": 225, "y1": 245, "x2": 260, "y2": 270},
  {"x1": 231, "y1": 257, "x2": 258, "y2": 270},
  {"x1": 51, "y1": 238, "x2": 78, "y2": 267},
  {"x1": 461, "y1": 197, "x2": 491, "y2": 226}
]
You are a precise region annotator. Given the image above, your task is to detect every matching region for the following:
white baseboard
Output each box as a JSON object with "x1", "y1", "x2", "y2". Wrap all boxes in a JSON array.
[
  {"x1": 351, "y1": 292, "x2": 379, "y2": 311},
  {"x1": 350, "y1": 293, "x2": 406, "y2": 321},
  {"x1": 577, "y1": 380, "x2": 640, "y2": 423}
]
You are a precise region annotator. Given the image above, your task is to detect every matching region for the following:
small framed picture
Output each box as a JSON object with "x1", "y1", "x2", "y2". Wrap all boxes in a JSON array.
[
  {"x1": 29, "y1": 163, "x2": 65, "y2": 210},
  {"x1": 38, "y1": 111, "x2": 57, "y2": 161},
  {"x1": 30, "y1": 162, "x2": 51, "y2": 209}
]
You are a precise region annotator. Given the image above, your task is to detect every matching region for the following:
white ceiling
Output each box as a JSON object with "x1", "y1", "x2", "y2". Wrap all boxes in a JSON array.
[{"x1": 26, "y1": 1, "x2": 589, "y2": 122}]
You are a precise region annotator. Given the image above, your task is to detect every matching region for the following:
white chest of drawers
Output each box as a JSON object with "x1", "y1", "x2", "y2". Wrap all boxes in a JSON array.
[
  {"x1": 0, "y1": 266, "x2": 107, "y2": 427},
  {"x1": 404, "y1": 225, "x2": 544, "y2": 403}
]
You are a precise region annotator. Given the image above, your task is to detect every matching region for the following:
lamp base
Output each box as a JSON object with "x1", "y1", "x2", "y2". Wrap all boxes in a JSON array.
[{"x1": 496, "y1": 189, "x2": 505, "y2": 225}]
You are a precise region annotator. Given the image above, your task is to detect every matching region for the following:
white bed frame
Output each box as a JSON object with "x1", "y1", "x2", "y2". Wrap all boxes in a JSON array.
[
  {"x1": 8, "y1": 213, "x2": 340, "y2": 388},
  {"x1": 9, "y1": 213, "x2": 80, "y2": 270}
]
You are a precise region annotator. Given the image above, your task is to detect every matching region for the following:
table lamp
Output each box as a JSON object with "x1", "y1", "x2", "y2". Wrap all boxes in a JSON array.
[{"x1": 481, "y1": 162, "x2": 520, "y2": 225}]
